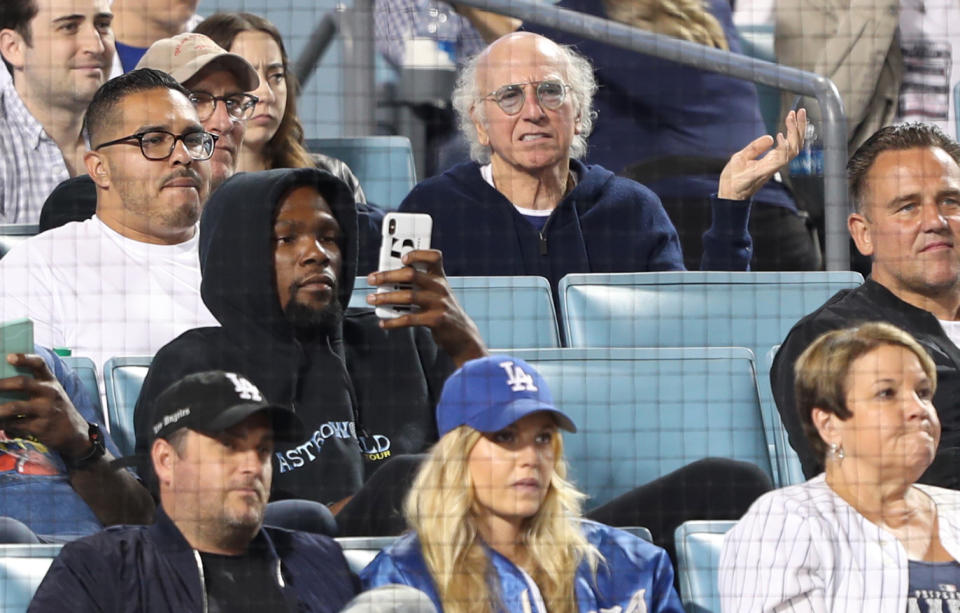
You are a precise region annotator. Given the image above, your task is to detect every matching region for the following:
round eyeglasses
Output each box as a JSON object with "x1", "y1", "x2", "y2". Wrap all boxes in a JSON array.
[
  {"x1": 94, "y1": 130, "x2": 219, "y2": 161},
  {"x1": 188, "y1": 92, "x2": 259, "y2": 122},
  {"x1": 482, "y1": 80, "x2": 569, "y2": 115}
]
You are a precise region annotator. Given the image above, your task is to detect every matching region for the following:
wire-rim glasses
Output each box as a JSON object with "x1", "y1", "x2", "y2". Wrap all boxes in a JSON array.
[
  {"x1": 94, "y1": 130, "x2": 219, "y2": 161},
  {"x1": 482, "y1": 80, "x2": 569, "y2": 115}
]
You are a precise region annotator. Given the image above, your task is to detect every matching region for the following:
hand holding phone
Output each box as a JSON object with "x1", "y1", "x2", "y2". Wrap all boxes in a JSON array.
[{"x1": 374, "y1": 213, "x2": 433, "y2": 319}]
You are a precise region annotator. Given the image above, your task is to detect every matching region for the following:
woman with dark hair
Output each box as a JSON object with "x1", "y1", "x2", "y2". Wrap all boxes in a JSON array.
[
  {"x1": 362, "y1": 355, "x2": 684, "y2": 613},
  {"x1": 194, "y1": 13, "x2": 367, "y2": 203}
]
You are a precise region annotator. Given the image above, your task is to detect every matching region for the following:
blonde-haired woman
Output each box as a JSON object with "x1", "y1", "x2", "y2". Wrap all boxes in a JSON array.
[
  {"x1": 361, "y1": 355, "x2": 683, "y2": 613},
  {"x1": 720, "y1": 322, "x2": 960, "y2": 611}
]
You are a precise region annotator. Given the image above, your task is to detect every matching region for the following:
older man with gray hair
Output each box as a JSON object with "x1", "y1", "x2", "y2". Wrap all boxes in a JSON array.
[{"x1": 397, "y1": 31, "x2": 806, "y2": 293}]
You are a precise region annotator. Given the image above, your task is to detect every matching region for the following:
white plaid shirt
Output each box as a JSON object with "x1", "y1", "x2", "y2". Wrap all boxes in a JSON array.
[
  {"x1": 0, "y1": 68, "x2": 71, "y2": 224},
  {"x1": 374, "y1": 0, "x2": 486, "y2": 67}
]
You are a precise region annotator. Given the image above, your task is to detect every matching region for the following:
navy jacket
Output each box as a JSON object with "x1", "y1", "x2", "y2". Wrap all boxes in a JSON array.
[
  {"x1": 28, "y1": 507, "x2": 357, "y2": 613},
  {"x1": 399, "y1": 160, "x2": 752, "y2": 293}
]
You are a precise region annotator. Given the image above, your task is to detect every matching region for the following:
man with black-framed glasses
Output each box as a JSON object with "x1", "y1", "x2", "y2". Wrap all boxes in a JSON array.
[{"x1": 0, "y1": 68, "x2": 222, "y2": 394}]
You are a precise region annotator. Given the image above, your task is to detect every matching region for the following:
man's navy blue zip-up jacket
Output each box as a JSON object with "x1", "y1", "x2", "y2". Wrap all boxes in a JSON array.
[{"x1": 28, "y1": 506, "x2": 357, "y2": 612}]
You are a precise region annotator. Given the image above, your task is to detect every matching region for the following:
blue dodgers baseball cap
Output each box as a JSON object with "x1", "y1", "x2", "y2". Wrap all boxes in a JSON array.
[{"x1": 436, "y1": 356, "x2": 577, "y2": 437}]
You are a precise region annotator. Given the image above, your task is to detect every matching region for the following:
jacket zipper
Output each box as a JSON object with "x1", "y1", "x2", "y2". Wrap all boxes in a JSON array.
[
  {"x1": 538, "y1": 213, "x2": 554, "y2": 256},
  {"x1": 193, "y1": 550, "x2": 208, "y2": 613}
]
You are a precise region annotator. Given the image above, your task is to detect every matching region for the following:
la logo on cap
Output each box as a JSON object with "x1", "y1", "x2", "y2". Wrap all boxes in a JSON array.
[{"x1": 499, "y1": 361, "x2": 538, "y2": 392}]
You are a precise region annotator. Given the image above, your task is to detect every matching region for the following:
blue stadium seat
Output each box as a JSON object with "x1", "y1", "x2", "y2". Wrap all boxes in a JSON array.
[
  {"x1": 764, "y1": 345, "x2": 805, "y2": 486},
  {"x1": 558, "y1": 271, "x2": 863, "y2": 485},
  {"x1": 336, "y1": 536, "x2": 398, "y2": 574},
  {"x1": 0, "y1": 224, "x2": 38, "y2": 260},
  {"x1": 306, "y1": 136, "x2": 416, "y2": 210},
  {"x1": 495, "y1": 347, "x2": 772, "y2": 507},
  {"x1": 0, "y1": 543, "x2": 63, "y2": 613},
  {"x1": 62, "y1": 356, "x2": 104, "y2": 425},
  {"x1": 618, "y1": 526, "x2": 652, "y2": 542},
  {"x1": 674, "y1": 520, "x2": 736, "y2": 613},
  {"x1": 351, "y1": 276, "x2": 561, "y2": 348},
  {"x1": 102, "y1": 357, "x2": 152, "y2": 458}
]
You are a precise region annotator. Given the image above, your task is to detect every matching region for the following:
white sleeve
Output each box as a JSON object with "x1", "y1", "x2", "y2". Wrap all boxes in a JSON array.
[
  {"x1": 0, "y1": 239, "x2": 65, "y2": 349},
  {"x1": 719, "y1": 492, "x2": 830, "y2": 613}
]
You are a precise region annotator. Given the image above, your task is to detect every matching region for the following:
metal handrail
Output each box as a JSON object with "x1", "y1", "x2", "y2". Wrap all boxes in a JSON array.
[{"x1": 341, "y1": 0, "x2": 850, "y2": 268}]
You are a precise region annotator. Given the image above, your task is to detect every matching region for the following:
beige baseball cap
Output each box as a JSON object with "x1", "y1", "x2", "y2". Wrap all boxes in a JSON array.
[{"x1": 135, "y1": 32, "x2": 259, "y2": 91}]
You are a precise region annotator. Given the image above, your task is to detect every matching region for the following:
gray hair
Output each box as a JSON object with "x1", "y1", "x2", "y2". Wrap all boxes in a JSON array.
[{"x1": 451, "y1": 41, "x2": 598, "y2": 164}]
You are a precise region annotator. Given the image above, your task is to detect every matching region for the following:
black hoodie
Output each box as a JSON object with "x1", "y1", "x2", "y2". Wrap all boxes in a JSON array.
[{"x1": 133, "y1": 168, "x2": 450, "y2": 504}]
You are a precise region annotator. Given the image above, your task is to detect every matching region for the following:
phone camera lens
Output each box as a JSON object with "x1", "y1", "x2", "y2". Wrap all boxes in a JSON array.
[{"x1": 388, "y1": 218, "x2": 396, "y2": 235}]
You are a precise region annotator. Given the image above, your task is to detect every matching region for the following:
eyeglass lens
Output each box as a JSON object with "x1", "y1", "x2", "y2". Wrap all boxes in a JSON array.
[
  {"x1": 190, "y1": 93, "x2": 258, "y2": 121},
  {"x1": 140, "y1": 131, "x2": 215, "y2": 160},
  {"x1": 493, "y1": 81, "x2": 566, "y2": 114}
]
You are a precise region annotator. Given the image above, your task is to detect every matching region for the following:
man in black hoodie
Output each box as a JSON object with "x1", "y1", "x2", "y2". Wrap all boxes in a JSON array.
[{"x1": 133, "y1": 167, "x2": 487, "y2": 534}]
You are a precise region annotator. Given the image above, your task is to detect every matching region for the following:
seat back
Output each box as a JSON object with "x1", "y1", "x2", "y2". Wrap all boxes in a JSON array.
[
  {"x1": 306, "y1": 136, "x2": 416, "y2": 210},
  {"x1": 336, "y1": 536, "x2": 398, "y2": 574},
  {"x1": 559, "y1": 272, "x2": 863, "y2": 351},
  {"x1": 496, "y1": 348, "x2": 771, "y2": 507},
  {"x1": 0, "y1": 224, "x2": 38, "y2": 259},
  {"x1": 674, "y1": 520, "x2": 736, "y2": 613},
  {"x1": 559, "y1": 271, "x2": 863, "y2": 485},
  {"x1": 62, "y1": 356, "x2": 103, "y2": 423},
  {"x1": 352, "y1": 276, "x2": 561, "y2": 348},
  {"x1": 0, "y1": 543, "x2": 63, "y2": 613},
  {"x1": 102, "y1": 356, "x2": 152, "y2": 457}
]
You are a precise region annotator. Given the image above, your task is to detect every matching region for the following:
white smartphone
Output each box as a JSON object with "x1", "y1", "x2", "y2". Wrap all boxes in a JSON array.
[{"x1": 375, "y1": 212, "x2": 433, "y2": 319}]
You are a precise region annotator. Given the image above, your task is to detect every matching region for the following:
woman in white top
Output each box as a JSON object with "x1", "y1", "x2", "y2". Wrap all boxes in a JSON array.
[{"x1": 720, "y1": 322, "x2": 960, "y2": 612}]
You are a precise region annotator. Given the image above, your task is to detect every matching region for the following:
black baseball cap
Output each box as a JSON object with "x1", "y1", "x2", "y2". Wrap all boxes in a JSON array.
[{"x1": 150, "y1": 371, "x2": 304, "y2": 443}]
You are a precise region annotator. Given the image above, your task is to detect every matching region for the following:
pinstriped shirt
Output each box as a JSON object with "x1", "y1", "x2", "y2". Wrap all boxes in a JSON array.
[
  {"x1": 0, "y1": 69, "x2": 71, "y2": 224},
  {"x1": 719, "y1": 475, "x2": 960, "y2": 613}
]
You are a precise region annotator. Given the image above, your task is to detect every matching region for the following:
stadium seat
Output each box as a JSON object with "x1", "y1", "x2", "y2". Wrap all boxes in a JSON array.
[
  {"x1": 764, "y1": 345, "x2": 805, "y2": 485},
  {"x1": 0, "y1": 225, "x2": 38, "y2": 260},
  {"x1": 495, "y1": 347, "x2": 772, "y2": 507},
  {"x1": 674, "y1": 520, "x2": 736, "y2": 613},
  {"x1": 351, "y1": 276, "x2": 562, "y2": 348},
  {"x1": 336, "y1": 536, "x2": 398, "y2": 574},
  {"x1": 306, "y1": 136, "x2": 416, "y2": 210},
  {"x1": 0, "y1": 543, "x2": 63, "y2": 613},
  {"x1": 617, "y1": 526, "x2": 652, "y2": 542},
  {"x1": 62, "y1": 356, "x2": 104, "y2": 424},
  {"x1": 102, "y1": 356, "x2": 152, "y2": 458},
  {"x1": 558, "y1": 271, "x2": 863, "y2": 485}
]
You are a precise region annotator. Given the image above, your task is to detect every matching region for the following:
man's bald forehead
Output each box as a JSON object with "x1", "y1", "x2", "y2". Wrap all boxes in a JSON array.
[{"x1": 475, "y1": 32, "x2": 569, "y2": 85}]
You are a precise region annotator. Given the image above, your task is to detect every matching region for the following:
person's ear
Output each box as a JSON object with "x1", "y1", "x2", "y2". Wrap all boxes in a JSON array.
[
  {"x1": 84, "y1": 151, "x2": 111, "y2": 188},
  {"x1": 0, "y1": 28, "x2": 26, "y2": 72},
  {"x1": 151, "y1": 438, "x2": 177, "y2": 489},
  {"x1": 848, "y1": 211, "x2": 874, "y2": 257},
  {"x1": 471, "y1": 105, "x2": 490, "y2": 147},
  {"x1": 811, "y1": 407, "x2": 841, "y2": 448},
  {"x1": 574, "y1": 112, "x2": 582, "y2": 135}
]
